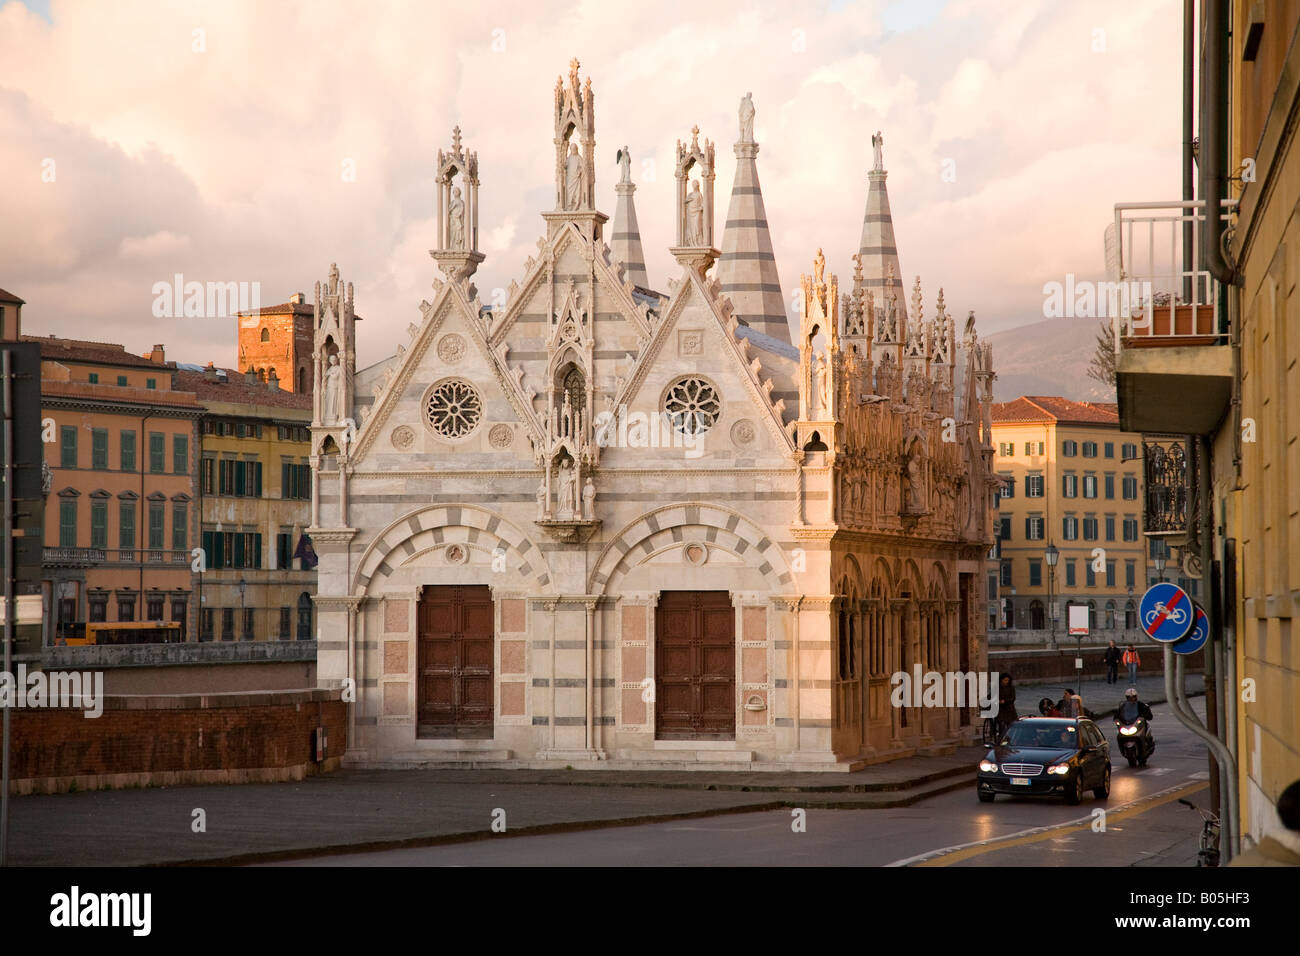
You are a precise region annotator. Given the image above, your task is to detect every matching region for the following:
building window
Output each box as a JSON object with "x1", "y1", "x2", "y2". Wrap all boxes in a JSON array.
[
  {"x1": 90, "y1": 500, "x2": 107, "y2": 549},
  {"x1": 663, "y1": 377, "x2": 720, "y2": 437},
  {"x1": 1082, "y1": 475, "x2": 1098, "y2": 498},
  {"x1": 88, "y1": 592, "x2": 108, "y2": 622},
  {"x1": 282, "y1": 462, "x2": 310, "y2": 500},
  {"x1": 1123, "y1": 517, "x2": 1139, "y2": 541},
  {"x1": 426, "y1": 378, "x2": 486, "y2": 438},
  {"x1": 278, "y1": 607, "x2": 292, "y2": 640},
  {"x1": 1106, "y1": 560, "x2": 1116, "y2": 587},
  {"x1": 60, "y1": 425, "x2": 77, "y2": 468},
  {"x1": 1122, "y1": 475, "x2": 1138, "y2": 499},
  {"x1": 170, "y1": 596, "x2": 188, "y2": 628},
  {"x1": 58, "y1": 499, "x2": 77, "y2": 547},
  {"x1": 218, "y1": 459, "x2": 263, "y2": 497},
  {"x1": 297, "y1": 592, "x2": 313, "y2": 640},
  {"x1": 201, "y1": 608, "x2": 214, "y2": 641},
  {"x1": 200, "y1": 457, "x2": 215, "y2": 494},
  {"x1": 117, "y1": 593, "x2": 136, "y2": 622},
  {"x1": 261, "y1": 327, "x2": 271, "y2": 342},
  {"x1": 1083, "y1": 517, "x2": 1099, "y2": 540},
  {"x1": 1062, "y1": 473, "x2": 1077, "y2": 498},
  {"x1": 119, "y1": 501, "x2": 136, "y2": 554},
  {"x1": 1000, "y1": 561, "x2": 1013, "y2": 588},
  {"x1": 1025, "y1": 516, "x2": 1045, "y2": 540},
  {"x1": 1025, "y1": 473, "x2": 1044, "y2": 497},
  {"x1": 221, "y1": 608, "x2": 234, "y2": 641},
  {"x1": 88, "y1": 373, "x2": 99, "y2": 384},
  {"x1": 1125, "y1": 600, "x2": 1137, "y2": 628},
  {"x1": 998, "y1": 516, "x2": 1012, "y2": 541},
  {"x1": 91, "y1": 429, "x2": 108, "y2": 470},
  {"x1": 148, "y1": 501, "x2": 165, "y2": 550},
  {"x1": 201, "y1": 530, "x2": 264, "y2": 570},
  {"x1": 1105, "y1": 515, "x2": 1115, "y2": 541},
  {"x1": 998, "y1": 442, "x2": 1014, "y2": 457},
  {"x1": 1086, "y1": 563, "x2": 1097, "y2": 587},
  {"x1": 1029, "y1": 560, "x2": 1042, "y2": 588},
  {"x1": 1122, "y1": 442, "x2": 1138, "y2": 459},
  {"x1": 173, "y1": 435, "x2": 188, "y2": 474},
  {"x1": 116, "y1": 375, "x2": 128, "y2": 387},
  {"x1": 276, "y1": 532, "x2": 294, "y2": 570},
  {"x1": 1104, "y1": 442, "x2": 1114, "y2": 458},
  {"x1": 149, "y1": 432, "x2": 165, "y2": 473},
  {"x1": 243, "y1": 608, "x2": 255, "y2": 641},
  {"x1": 146, "y1": 593, "x2": 165, "y2": 621},
  {"x1": 1105, "y1": 600, "x2": 1116, "y2": 628},
  {"x1": 172, "y1": 502, "x2": 188, "y2": 552},
  {"x1": 120, "y1": 430, "x2": 136, "y2": 471},
  {"x1": 1029, "y1": 600, "x2": 1045, "y2": 629},
  {"x1": 1104, "y1": 474, "x2": 1115, "y2": 499},
  {"x1": 146, "y1": 378, "x2": 157, "y2": 389},
  {"x1": 1082, "y1": 441, "x2": 1098, "y2": 457},
  {"x1": 1062, "y1": 515, "x2": 1079, "y2": 540},
  {"x1": 1062, "y1": 440, "x2": 1078, "y2": 456},
  {"x1": 1065, "y1": 560, "x2": 1077, "y2": 587}
]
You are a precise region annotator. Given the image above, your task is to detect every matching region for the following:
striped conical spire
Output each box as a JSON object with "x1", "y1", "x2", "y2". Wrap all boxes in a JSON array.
[
  {"x1": 610, "y1": 146, "x2": 649, "y2": 289},
  {"x1": 856, "y1": 131, "x2": 906, "y2": 323},
  {"x1": 717, "y1": 96, "x2": 790, "y2": 344}
]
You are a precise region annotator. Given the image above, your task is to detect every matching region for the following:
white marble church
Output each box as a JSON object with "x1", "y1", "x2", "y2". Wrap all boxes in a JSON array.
[{"x1": 309, "y1": 60, "x2": 1000, "y2": 770}]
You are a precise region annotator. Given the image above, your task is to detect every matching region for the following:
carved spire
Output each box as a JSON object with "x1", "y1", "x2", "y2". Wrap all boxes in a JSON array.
[
  {"x1": 610, "y1": 146, "x2": 649, "y2": 289},
  {"x1": 856, "y1": 131, "x2": 907, "y2": 326}
]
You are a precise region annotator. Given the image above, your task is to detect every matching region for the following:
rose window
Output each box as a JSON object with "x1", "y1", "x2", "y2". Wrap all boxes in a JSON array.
[
  {"x1": 426, "y1": 379, "x2": 482, "y2": 438},
  {"x1": 664, "y1": 377, "x2": 720, "y2": 436}
]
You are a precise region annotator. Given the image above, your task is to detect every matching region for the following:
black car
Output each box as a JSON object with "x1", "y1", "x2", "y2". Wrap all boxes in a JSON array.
[{"x1": 976, "y1": 717, "x2": 1111, "y2": 805}]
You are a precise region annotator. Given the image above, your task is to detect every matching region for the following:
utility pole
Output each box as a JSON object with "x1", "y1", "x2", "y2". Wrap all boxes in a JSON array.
[{"x1": 2, "y1": 349, "x2": 14, "y2": 866}]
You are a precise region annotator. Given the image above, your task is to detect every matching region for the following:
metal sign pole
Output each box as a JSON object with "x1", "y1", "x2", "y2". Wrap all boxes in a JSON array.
[{"x1": 2, "y1": 349, "x2": 14, "y2": 867}]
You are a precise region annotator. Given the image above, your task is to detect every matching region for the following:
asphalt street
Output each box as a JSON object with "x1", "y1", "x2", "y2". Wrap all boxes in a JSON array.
[{"x1": 270, "y1": 697, "x2": 1213, "y2": 866}]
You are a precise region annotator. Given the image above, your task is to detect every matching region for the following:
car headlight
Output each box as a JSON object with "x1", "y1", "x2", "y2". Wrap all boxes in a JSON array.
[
  {"x1": 1119, "y1": 725, "x2": 1139, "y2": 736},
  {"x1": 979, "y1": 759, "x2": 998, "y2": 772},
  {"x1": 1047, "y1": 763, "x2": 1072, "y2": 775}
]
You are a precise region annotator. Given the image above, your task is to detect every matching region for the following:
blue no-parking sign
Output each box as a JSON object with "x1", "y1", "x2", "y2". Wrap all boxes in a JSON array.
[
  {"x1": 1172, "y1": 602, "x2": 1210, "y2": 655},
  {"x1": 1138, "y1": 582, "x2": 1194, "y2": 644}
]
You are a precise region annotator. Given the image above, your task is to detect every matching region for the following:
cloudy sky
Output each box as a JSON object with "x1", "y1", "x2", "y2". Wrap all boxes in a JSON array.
[{"x1": 1, "y1": 0, "x2": 1183, "y2": 370}]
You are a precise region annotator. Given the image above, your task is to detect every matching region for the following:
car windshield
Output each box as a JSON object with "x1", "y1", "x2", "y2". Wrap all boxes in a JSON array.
[{"x1": 1003, "y1": 723, "x2": 1077, "y2": 750}]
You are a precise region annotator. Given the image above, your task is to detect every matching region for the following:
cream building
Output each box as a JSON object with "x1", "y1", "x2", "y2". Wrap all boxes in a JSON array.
[{"x1": 309, "y1": 61, "x2": 999, "y2": 770}]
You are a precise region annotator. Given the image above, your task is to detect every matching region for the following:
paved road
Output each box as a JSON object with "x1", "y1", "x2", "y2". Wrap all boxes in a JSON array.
[{"x1": 271, "y1": 698, "x2": 1213, "y2": 866}]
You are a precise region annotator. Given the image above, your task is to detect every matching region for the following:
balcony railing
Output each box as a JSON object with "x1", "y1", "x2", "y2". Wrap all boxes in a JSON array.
[
  {"x1": 1107, "y1": 199, "x2": 1237, "y2": 352},
  {"x1": 1143, "y1": 437, "x2": 1188, "y2": 536},
  {"x1": 43, "y1": 547, "x2": 107, "y2": 567}
]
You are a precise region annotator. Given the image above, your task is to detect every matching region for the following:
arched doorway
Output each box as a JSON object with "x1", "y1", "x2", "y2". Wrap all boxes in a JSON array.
[{"x1": 1029, "y1": 599, "x2": 1045, "y2": 630}]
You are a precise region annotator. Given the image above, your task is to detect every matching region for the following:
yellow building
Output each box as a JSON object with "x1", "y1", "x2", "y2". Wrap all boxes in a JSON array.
[
  {"x1": 990, "y1": 397, "x2": 1152, "y2": 636},
  {"x1": 175, "y1": 364, "x2": 315, "y2": 642},
  {"x1": 1113, "y1": 3, "x2": 1300, "y2": 857}
]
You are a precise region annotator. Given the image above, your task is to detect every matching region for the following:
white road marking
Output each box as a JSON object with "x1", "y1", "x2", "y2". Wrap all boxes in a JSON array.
[{"x1": 1187, "y1": 770, "x2": 1210, "y2": 780}]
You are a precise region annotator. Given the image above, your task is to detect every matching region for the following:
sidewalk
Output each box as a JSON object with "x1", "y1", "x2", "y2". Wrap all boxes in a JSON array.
[{"x1": 7, "y1": 747, "x2": 986, "y2": 866}]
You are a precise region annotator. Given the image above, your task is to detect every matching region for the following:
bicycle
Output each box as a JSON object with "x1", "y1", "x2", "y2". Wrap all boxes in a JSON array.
[
  {"x1": 981, "y1": 716, "x2": 1007, "y2": 747},
  {"x1": 1178, "y1": 798, "x2": 1221, "y2": 867}
]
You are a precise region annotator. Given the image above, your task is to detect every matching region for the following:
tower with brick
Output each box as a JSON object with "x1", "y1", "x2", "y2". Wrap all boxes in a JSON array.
[{"x1": 237, "y1": 293, "x2": 316, "y2": 393}]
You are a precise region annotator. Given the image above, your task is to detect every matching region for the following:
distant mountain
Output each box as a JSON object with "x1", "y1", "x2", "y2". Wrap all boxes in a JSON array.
[{"x1": 984, "y1": 317, "x2": 1115, "y2": 404}]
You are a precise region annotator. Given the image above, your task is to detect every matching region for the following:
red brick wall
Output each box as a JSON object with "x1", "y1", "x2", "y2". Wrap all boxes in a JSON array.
[{"x1": 9, "y1": 690, "x2": 347, "y2": 794}]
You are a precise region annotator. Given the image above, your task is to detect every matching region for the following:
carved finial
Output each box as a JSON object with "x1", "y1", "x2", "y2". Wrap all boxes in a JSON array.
[
  {"x1": 911, "y1": 276, "x2": 923, "y2": 327},
  {"x1": 569, "y1": 57, "x2": 580, "y2": 82},
  {"x1": 451, "y1": 125, "x2": 462, "y2": 155},
  {"x1": 691, "y1": 124, "x2": 700, "y2": 150},
  {"x1": 814, "y1": 248, "x2": 825, "y2": 286},
  {"x1": 852, "y1": 253, "x2": 863, "y2": 286}
]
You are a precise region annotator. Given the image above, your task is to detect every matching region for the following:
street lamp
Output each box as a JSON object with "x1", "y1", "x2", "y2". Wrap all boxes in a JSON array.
[
  {"x1": 238, "y1": 577, "x2": 247, "y2": 640},
  {"x1": 1044, "y1": 541, "x2": 1059, "y2": 648},
  {"x1": 1153, "y1": 545, "x2": 1166, "y2": 583}
]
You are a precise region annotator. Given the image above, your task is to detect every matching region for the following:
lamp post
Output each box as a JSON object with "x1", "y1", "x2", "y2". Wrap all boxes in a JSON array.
[
  {"x1": 238, "y1": 576, "x2": 247, "y2": 641},
  {"x1": 1045, "y1": 541, "x2": 1059, "y2": 648},
  {"x1": 1153, "y1": 545, "x2": 1167, "y2": 584}
]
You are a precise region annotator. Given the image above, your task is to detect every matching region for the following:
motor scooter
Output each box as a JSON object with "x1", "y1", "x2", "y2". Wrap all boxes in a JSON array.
[{"x1": 1114, "y1": 702, "x2": 1155, "y2": 767}]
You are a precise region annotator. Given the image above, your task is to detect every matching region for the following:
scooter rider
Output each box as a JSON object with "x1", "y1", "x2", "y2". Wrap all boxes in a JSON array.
[{"x1": 1117, "y1": 687, "x2": 1153, "y2": 723}]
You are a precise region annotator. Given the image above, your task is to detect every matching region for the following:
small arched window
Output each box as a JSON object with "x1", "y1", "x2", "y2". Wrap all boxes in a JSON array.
[{"x1": 260, "y1": 327, "x2": 270, "y2": 342}]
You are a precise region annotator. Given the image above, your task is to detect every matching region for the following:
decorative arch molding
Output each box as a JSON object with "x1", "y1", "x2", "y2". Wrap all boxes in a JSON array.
[
  {"x1": 588, "y1": 502, "x2": 793, "y2": 596},
  {"x1": 351, "y1": 503, "x2": 552, "y2": 596}
]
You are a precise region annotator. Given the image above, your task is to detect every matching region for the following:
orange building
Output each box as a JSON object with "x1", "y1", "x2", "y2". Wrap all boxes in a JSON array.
[{"x1": 31, "y1": 336, "x2": 202, "y2": 642}]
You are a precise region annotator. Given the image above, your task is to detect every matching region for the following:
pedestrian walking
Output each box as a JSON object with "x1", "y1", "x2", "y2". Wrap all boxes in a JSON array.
[
  {"x1": 1057, "y1": 688, "x2": 1084, "y2": 718},
  {"x1": 1104, "y1": 639, "x2": 1122, "y2": 684},
  {"x1": 997, "y1": 673, "x2": 1018, "y2": 736},
  {"x1": 1123, "y1": 644, "x2": 1141, "y2": 685}
]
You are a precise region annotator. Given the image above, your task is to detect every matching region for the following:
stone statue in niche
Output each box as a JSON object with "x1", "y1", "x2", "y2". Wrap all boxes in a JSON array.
[
  {"x1": 564, "y1": 142, "x2": 585, "y2": 210},
  {"x1": 685, "y1": 180, "x2": 705, "y2": 245},
  {"x1": 582, "y1": 477, "x2": 595, "y2": 519},
  {"x1": 903, "y1": 439, "x2": 924, "y2": 513},
  {"x1": 557, "y1": 459, "x2": 578, "y2": 519},
  {"x1": 449, "y1": 185, "x2": 466, "y2": 249},
  {"x1": 536, "y1": 482, "x2": 549, "y2": 520},
  {"x1": 739, "y1": 92, "x2": 755, "y2": 142},
  {"x1": 322, "y1": 353, "x2": 344, "y2": 425},
  {"x1": 812, "y1": 351, "x2": 830, "y2": 418}
]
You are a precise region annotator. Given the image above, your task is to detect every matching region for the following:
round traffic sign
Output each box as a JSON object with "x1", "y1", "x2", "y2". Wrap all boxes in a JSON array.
[
  {"x1": 1139, "y1": 582, "x2": 1194, "y2": 643},
  {"x1": 1172, "y1": 603, "x2": 1209, "y2": 655}
]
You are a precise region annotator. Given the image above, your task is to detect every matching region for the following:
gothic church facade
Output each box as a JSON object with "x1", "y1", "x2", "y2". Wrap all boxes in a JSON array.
[{"x1": 310, "y1": 61, "x2": 999, "y2": 770}]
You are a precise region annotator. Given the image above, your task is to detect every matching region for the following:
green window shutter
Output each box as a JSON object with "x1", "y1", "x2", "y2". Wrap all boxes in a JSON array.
[
  {"x1": 59, "y1": 500, "x2": 77, "y2": 547},
  {"x1": 60, "y1": 426, "x2": 77, "y2": 468},
  {"x1": 120, "y1": 430, "x2": 136, "y2": 471},
  {"x1": 254, "y1": 533, "x2": 263, "y2": 569},
  {"x1": 213, "y1": 531, "x2": 225, "y2": 569},
  {"x1": 119, "y1": 503, "x2": 136, "y2": 548},
  {"x1": 91, "y1": 429, "x2": 108, "y2": 470},
  {"x1": 172, "y1": 503, "x2": 187, "y2": 551},
  {"x1": 254, "y1": 461, "x2": 263, "y2": 497},
  {"x1": 149, "y1": 433, "x2": 165, "y2": 473},
  {"x1": 282, "y1": 463, "x2": 290, "y2": 499},
  {"x1": 202, "y1": 530, "x2": 213, "y2": 570},
  {"x1": 233, "y1": 533, "x2": 246, "y2": 568},
  {"x1": 173, "y1": 435, "x2": 188, "y2": 474},
  {"x1": 148, "y1": 502, "x2": 165, "y2": 549},
  {"x1": 234, "y1": 460, "x2": 246, "y2": 497},
  {"x1": 90, "y1": 502, "x2": 107, "y2": 549}
]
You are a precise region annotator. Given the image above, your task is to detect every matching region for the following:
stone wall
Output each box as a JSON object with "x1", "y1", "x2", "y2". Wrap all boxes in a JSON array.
[{"x1": 7, "y1": 688, "x2": 346, "y2": 795}]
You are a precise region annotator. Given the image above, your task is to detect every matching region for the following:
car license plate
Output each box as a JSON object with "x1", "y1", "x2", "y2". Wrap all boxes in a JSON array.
[{"x1": 1011, "y1": 777, "x2": 1030, "y2": 786}]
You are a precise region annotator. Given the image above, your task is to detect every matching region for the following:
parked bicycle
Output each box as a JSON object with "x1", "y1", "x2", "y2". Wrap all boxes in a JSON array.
[{"x1": 1179, "y1": 797, "x2": 1221, "y2": 867}]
